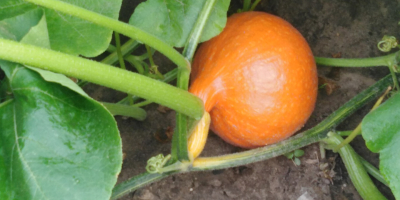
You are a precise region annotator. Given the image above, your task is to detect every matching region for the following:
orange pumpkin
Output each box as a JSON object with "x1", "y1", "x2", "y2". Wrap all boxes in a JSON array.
[{"x1": 189, "y1": 11, "x2": 318, "y2": 149}]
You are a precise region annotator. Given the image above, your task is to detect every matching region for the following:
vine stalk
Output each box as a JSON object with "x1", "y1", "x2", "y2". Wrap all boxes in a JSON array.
[
  {"x1": 172, "y1": 0, "x2": 218, "y2": 162},
  {"x1": 0, "y1": 39, "x2": 204, "y2": 119}
]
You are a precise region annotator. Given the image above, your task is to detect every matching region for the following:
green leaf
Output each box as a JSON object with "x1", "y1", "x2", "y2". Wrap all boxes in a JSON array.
[
  {"x1": 20, "y1": 10, "x2": 50, "y2": 49},
  {"x1": 0, "y1": 8, "x2": 43, "y2": 41},
  {"x1": 361, "y1": 92, "x2": 400, "y2": 199},
  {"x1": 0, "y1": 0, "x2": 37, "y2": 21},
  {"x1": 294, "y1": 149, "x2": 305, "y2": 157},
  {"x1": 0, "y1": 64, "x2": 122, "y2": 200},
  {"x1": 129, "y1": 0, "x2": 230, "y2": 47},
  {"x1": 294, "y1": 157, "x2": 301, "y2": 166},
  {"x1": 0, "y1": 0, "x2": 123, "y2": 57},
  {"x1": 285, "y1": 152, "x2": 294, "y2": 159}
]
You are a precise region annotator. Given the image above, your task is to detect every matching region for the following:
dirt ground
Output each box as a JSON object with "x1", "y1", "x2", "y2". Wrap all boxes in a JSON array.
[{"x1": 85, "y1": 1, "x2": 400, "y2": 199}]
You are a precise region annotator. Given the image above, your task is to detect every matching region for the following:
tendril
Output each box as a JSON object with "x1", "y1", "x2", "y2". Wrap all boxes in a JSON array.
[
  {"x1": 377, "y1": 35, "x2": 398, "y2": 52},
  {"x1": 145, "y1": 154, "x2": 171, "y2": 173}
]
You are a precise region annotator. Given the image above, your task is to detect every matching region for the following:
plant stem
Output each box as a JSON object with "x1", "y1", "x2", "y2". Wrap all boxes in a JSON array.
[
  {"x1": 190, "y1": 75, "x2": 394, "y2": 170},
  {"x1": 358, "y1": 156, "x2": 388, "y2": 187},
  {"x1": 315, "y1": 52, "x2": 399, "y2": 67},
  {"x1": 333, "y1": 124, "x2": 361, "y2": 152},
  {"x1": 0, "y1": 99, "x2": 13, "y2": 109},
  {"x1": 242, "y1": 0, "x2": 251, "y2": 11},
  {"x1": 336, "y1": 131, "x2": 353, "y2": 137},
  {"x1": 104, "y1": 39, "x2": 139, "y2": 65},
  {"x1": 112, "y1": 74, "x2": 397, "y2": 199},
  {"x1": 337, "y1": 130, "x2": 353, "y2": 137},
  {"x1": 111, "y1": 172, "x2": 172, "y2": 200},
  {"x1": 334, "y1": 86, "x2": 391, "y2": 151},
  {"x1": 125, "y1": 55, "x2": 145, "y2": 74},
  {"x1": 114, "y1": 32, "x2": 126, "y2": 70},
  {"x1": 114, "y1": 32, "x2": 134, "y2": 105},
  {"x1": 133, "y1": 100, "x2": 153, "y2": 107},
  {"x1": 145, "y1": 44, "x2": 155, "y2": 67},
  {"x1": 388, "y1": 64, "x2": 400, "y2": 90},
  {"x1": 323, "y1": 132, "x2": 387, "y2": 200},
  {"x1": 182, "y1": 0, "x2": 218, "y2": 62},
  {"x1": 319, "y1": 142, "x2": 326, "y2": 160},
  {"x1": 101, "y1": 102, "x2": 147, "y2": 121},
  {"x1": 250, "y1": 0, "x2": 262, "y2": 11},
  {"x1": 79, "y1": 39, "x2": 139, "y2": 87},
  {"x1": 0, "y1": 38, "x2": 204, "y2": 119},
  {"x1": 24, "y1": 0, "x2": 190, "y2": 71},
  {"x1": 117, "y1": 68, "x2": 178, "y2": 105},
  {"x1": 171, "y1": 0, "x2": 218, "y2": 162}
]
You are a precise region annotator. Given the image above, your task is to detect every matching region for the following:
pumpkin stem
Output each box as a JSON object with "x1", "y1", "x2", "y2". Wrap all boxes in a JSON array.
[{"x1": 188, "y1": 112, "x2": 211, "y2": 161}]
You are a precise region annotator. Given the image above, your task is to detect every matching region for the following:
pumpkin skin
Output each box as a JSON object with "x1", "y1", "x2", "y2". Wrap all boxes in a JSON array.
[{"x1": 189, "y1": 11, "x2": 318, "y2": 149}]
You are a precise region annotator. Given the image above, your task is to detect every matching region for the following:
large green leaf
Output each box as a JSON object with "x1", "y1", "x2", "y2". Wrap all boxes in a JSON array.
[
  {"x1": 0, "y1": 63, "x2": 122, "y2": 200},
  {"x1": 0, "y1": 0, "x2": 123, "y2": 57},
  {"x1": 361, "y1": 92, "x2": 400, "y2": 199},
  {"x1": 129, "y1": 0, "x2": 230, "y2": 47}
]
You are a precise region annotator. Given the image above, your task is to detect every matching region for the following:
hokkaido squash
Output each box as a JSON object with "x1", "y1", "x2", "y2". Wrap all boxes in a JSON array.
[{"x1": 188, "y1": 11, "x2": 318, "y2": 149}]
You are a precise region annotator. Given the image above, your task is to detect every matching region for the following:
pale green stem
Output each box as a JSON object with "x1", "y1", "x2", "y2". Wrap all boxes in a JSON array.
[
  {"x1": 315, "y1": 52, "x2": 398, "y2": 67},
  {"x1": 0, "y1": 99, "x2": 13, "y2": 109},
  {"x1": 133, "y1": 100, "x2": 153, "y2": 107},
  {"x1": 358, "y1": 156, "x2": 388, "y2": 187},
  {"x1": 242, "y1": 0, "x2": 251, "y2": 11},
  {"x1": 333, "y1": 124, "x2": 361, "y2": 152},
  {"x1": 250, "y1": 0, "x2": 262, "y2": 11},
  {"x1": 114, "y1": 32, "x2": 126, "y2": 70},
  {"x1": 172, "y1": 0, "x2": 218, "y2": 162},
  {"x1": 323, "y1": 132, "x2": 387, "y2": 200},
  {"x1": 145, "y1": 44, "x2": 155, "y2": 67},
  {"x1": 388, "y1": 63, "x2": 400, "y2": 90},
  {"x1": 0, "y1": 39, "x2": 204, "y2": 119},
  {"x1": 114, "y1": 32, "x2": 134, "y2": 105},
  {"x1": 101, "y1": 102, "x2": 146, "y2": 121},
  {"x1": 105, "y1": 39, "x2": 139, "y2": 64},
  {"x1": 125, "y1": 55, "x2": 145, "y2": 74},
  {"x1": 337, "y1": 131, "x2": 353, "y2": 137},
  {"x1": 117, "y1": 68, "x2": 178, "y2": 105},
  {"x1": 79, "y1": 39, "x2": 139, "y2": 87}
]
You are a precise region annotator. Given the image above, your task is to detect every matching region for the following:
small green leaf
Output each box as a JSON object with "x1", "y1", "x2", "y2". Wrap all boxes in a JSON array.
[
  {"x1": 285, "y1": 152, "x2": 294, "y2": 159},
  {"x1": 129, "y1": 0, "x2": 230, "y2": 47},
  {"x1": 361, "y1": 92, "x2": 400, "y2": 199},
  {"x1": 294, "y1": 149, "x2": 305, "y2": 157},
  {"x1": 0, "y1": 64, "x2": 122, "y2": 200},
  {"x1": 294, "y1": 157, "x2": 301, "y2": 166}
]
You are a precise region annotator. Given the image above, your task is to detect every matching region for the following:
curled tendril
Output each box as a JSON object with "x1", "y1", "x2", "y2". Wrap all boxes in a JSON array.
[
  {"x1": 377, "y1": 35, "x2": 398, "y2": 52},
  {"x1": 145, "y1": 154, "x2": 171, "y2": 173}
]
